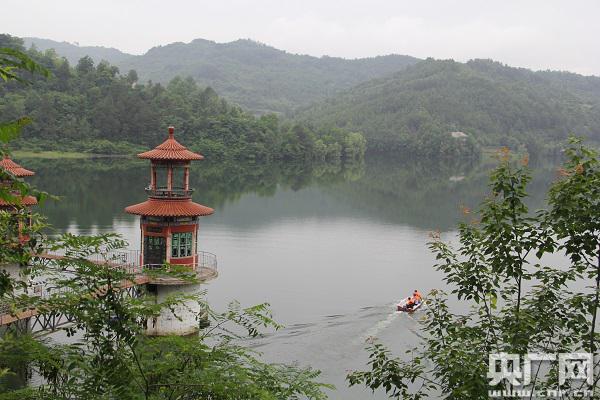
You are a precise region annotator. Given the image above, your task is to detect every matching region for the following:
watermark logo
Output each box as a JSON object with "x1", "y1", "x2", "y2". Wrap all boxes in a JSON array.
[
  {"x1": 488, "y1": 352, "x2": 594, "y2": 398},
  {"x1": 559, "y1": 353, "x2": 593, "y2": 386}
]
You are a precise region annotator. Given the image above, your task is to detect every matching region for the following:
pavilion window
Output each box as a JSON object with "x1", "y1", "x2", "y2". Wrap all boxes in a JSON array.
[
  {"x1": 172, "y1": 166, "x2": 185, "y2": 190},
  {"x1": 171, "y1": 232, "x2": 192, "y2": 258},
  {"x1": 155, "y1": 166, "x2": 168, "y2": 189},
  {"x1": 143, "y1": 235, "x2": 166, "y2": 265}
]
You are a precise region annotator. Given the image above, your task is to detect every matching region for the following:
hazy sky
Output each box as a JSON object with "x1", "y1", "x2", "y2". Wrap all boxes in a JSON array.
[{"x1": 3, "y1": 0, "x2": 600, "y2": 75}]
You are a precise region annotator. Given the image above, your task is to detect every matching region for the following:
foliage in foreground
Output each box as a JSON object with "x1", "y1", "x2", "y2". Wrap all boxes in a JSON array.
[
  {"x1": 349, "y1": 139, "x2": 600, "y2": 399},
  {"x1": 0, "y1": 235, "x2": 331, "y2": 400}
]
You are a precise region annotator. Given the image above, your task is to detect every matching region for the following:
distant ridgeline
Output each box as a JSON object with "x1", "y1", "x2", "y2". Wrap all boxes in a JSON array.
[
  {"x1": 0, "y1": 34, "x2": 366, "y2": 163},
  {"x1": 297, "y1": 59, "x2": 600, "y2": 158},
  {"x1": 11, "y1": 35, "x2": 600, "y2": 160},
  {"x1": 24, "y1": 36, "x2": 419, "y2": 115}
]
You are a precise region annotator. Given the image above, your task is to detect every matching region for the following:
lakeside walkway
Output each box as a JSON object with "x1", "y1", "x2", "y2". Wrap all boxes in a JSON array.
[{"x1": 0, "y1": 250, "x2": 217, "y2": 330}]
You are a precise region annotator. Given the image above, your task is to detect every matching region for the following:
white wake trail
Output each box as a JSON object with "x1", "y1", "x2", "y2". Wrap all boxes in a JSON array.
[{"x1": 358, "y1": 303, "x2": 400, "y2": 343}]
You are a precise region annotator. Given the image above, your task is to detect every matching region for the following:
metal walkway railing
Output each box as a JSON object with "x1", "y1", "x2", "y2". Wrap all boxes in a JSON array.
[
  {"x1": 35, "y1": 248, "x2": 217, "y2": 273},
  {"x1": 1, "y1": 249, "x2": 218, "y2": 327}
]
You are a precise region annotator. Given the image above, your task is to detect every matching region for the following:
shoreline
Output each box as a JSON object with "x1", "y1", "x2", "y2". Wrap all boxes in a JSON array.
[{"x1": 13, "y1": 150, "x2": 135, "y2": 159}]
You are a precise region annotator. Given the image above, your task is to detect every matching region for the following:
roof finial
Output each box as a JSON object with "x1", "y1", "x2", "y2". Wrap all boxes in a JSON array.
[{"x1": 168, "y1": 126, "x2": 174, "y2": 139}]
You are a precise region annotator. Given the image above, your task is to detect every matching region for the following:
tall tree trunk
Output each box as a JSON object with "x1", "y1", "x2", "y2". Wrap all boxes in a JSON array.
[{"x1": 516, "y1": 272, "x2": 522, "y2": 316}]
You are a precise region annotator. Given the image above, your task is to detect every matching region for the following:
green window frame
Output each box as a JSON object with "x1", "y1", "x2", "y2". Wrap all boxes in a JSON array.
[{"x1": 171, "y1": 232, "x2": 192, "y2": 258}]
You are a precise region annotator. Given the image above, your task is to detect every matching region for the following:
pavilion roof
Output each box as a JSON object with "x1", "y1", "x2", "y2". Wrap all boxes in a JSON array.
[
  {"x1": 0, "y1": 156, "x2": 35, "y2": 177},
  {"x1": 124, "y1": 198, "x2": 214, "y2": 217},
  {"x1": 138, "y1": 127, "x2": 204, "y2": 161},
  {"x1": 0, "y1": 195, "x2": 38, "y2": 207}
]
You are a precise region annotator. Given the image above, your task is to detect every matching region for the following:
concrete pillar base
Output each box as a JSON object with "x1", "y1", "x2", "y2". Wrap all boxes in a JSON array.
[{"x1": 144, "y1": 283, "x2": 203, "y2": 336}]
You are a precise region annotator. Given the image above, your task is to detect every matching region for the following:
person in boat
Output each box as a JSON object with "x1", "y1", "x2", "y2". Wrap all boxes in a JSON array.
[
  {"x1": 405, "y1": 296, "x2": 415, "y2": 310},
  {"x1": 413, "y1": 290, "x2": 422, "y2": 304}
]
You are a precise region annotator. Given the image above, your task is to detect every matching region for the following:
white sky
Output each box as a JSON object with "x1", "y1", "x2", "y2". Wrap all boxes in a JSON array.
[{"x1": 3, "y1": 0, "x2": 600, "y2": 75}]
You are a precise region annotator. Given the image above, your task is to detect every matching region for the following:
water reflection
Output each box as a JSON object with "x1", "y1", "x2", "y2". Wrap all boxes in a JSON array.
[
  {"x1": 27, "y1": 158, "x2": 364, "y2": 232},
  {"x1": 326, "y1": 156, "x2": 558, "y2": 230},
  {"x1": 26, "y1": 156, "x2": 558, "y2": 234}
]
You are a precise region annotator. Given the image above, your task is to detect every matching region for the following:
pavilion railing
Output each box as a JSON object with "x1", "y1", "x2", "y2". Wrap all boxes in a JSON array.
[
  {"x1": 36, "y1": 247, "x2": 143, "y2": 274},
  {"x1": 145, "y1": 186, "x2": 194, "y2": 198},
  {"x1": 36, "y1": 247, "x2": 217, "y2": 274},
  {"x1": 142, "y1": 251, "x2": 217, "y2": 273}
]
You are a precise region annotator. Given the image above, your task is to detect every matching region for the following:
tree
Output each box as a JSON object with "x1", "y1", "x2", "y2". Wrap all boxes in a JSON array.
[
  {"x1": 0, "y1": 45, "x2": 49, "y2": 144},
  {"x1": 54, "y1": 58, "x2": 71, "y2": 91},
  {"x1": 342, "y1": 132, "x2": 367, "y2": 160},
  {"x1": 1, "y1": 234, "x2": 331, "y2": 399},
  {"x1": 546, "y1": 138, "x2": 600, "y2": 355},
  {"x1": 348, "y1": 141, "x2": 600, "y2": 398},
  {"x1": 126, "y1": 69, "x2": 138, "y2": 85},
  {"x1": 75, "y1": 56, "x2": 94, "y2": 75},
  {"x1": 0, "y1": 43, "x2": 50, "y2": 387}
]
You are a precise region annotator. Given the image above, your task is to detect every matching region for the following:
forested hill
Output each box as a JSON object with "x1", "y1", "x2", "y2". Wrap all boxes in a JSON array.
[
  {"x1": 297, "y1": 58, "x2": 600, "y2": 157},
  {"x1": 23, "y1": 37, "x2": 133, "y2": 65},
  {"x1": 23, "y1": 36, "x2": 419, "y2": 114},
  {"x1": 0, "y1": 34, "x2": 366, "y2": 163}
]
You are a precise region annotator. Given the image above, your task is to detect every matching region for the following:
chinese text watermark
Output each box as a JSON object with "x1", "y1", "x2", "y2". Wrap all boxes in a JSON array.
[{"x1": 488, "y1": 352, "x2": 594, "y2": 398}]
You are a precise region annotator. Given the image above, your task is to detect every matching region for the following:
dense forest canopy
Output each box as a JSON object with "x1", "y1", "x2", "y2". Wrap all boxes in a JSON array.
[
  {"x1": 297, "y1": 58, "x2": 600, "y2": 157},
  {"x1": 24, "y1": 36, "x2": 419, "y2": 114},
  {"x1": 0, "y1": 34, "x2": 366, "y2": 163},
  {"x1": 14, "y1": 35, "x2": 600, "y2": 160}
]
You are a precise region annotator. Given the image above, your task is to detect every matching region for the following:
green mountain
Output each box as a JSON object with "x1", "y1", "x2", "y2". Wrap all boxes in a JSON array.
[
  {"x1": 23, "y1": 37, "x2": 133, "y2": 65},
  {"x1": 18, "y1": 36, "x2": 600, "y2": 159},
  {"x1": 1, "y1": 35, "x2": 365, "y2": 163},
  {"x1": 23, "y1": 37, "x2": 419, "y2": 114},
  {"x1": 297, "y1": 58, "x2": 600, "y2": 156}
]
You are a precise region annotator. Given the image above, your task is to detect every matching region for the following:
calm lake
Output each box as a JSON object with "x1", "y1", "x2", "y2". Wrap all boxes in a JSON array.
[{"x1": 26, "y1": 155, "x2": 558, "y2": 399}]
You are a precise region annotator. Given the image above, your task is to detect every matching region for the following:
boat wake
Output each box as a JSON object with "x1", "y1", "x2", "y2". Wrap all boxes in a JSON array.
[
  {"x1": 358, "y1": 302, "x2": 399, "y2": 343},
  {"x1": 246, "y1": 301, "x2": 423, "y2": 352}
]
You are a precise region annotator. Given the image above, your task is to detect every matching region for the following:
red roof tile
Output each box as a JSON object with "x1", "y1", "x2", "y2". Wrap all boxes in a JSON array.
[
  {"x1": 0, "y1": 156, "x2": 35, "y2": 177},
  {"x1": 124, "y1": 198, "x2": 214, "y2": 217},
  {"x1": 138, "y1": 127, "x2": 204, "y2": 161},
  {"x1": 0, "y1": 195, "x2": 38, "y2": 207}
]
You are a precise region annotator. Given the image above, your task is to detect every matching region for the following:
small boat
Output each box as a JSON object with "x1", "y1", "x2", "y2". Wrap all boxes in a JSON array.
[{"x1": 396, "y1": 297, "x2": 424, "y2": 312}]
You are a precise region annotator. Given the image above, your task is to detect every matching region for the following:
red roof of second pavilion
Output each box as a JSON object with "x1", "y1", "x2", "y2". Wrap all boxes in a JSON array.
[
  {"x1": 138, "y1": 127, "x2": 204, "y2": 161},
  {"x1": 124, "y1": 198, "x2": 214, "y2": 217},
  {"x1": 0, "y1": 195, "x2": 38, "y2": 207},
  {"x1": 0, "y1": 156, "x2": 35, "y2": 177}
]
